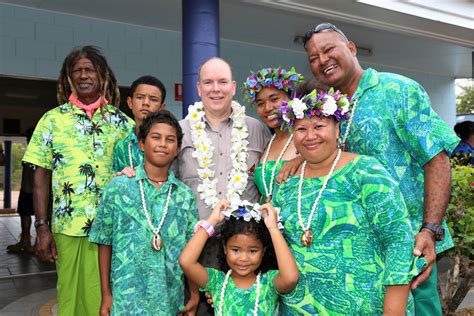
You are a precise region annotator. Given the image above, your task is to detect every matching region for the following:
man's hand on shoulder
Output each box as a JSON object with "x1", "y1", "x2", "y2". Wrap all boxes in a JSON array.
[{"x1": 114, "y1": 167, "x2": 136, "y2": 178}]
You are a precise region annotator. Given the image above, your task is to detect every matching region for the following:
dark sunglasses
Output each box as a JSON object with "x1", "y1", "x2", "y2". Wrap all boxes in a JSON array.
[{"x1": 303, "y1": 23, "x2": 348, "y2": 49}]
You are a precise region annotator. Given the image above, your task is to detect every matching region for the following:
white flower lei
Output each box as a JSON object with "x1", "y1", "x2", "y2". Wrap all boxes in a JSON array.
[{"x1": 186, "y1": 101, "x2": 249, "y2": 208}]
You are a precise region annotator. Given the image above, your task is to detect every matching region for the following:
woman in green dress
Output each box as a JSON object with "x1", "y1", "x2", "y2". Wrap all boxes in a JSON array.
[
  {"x1": 243, "y1": 67, "x2": 304, "y2": 203},
  {"x1": 273, "y1": 88, "x2": 420, "y2": 315}
]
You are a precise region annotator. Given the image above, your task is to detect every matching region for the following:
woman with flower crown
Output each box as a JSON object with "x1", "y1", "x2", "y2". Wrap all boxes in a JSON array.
[
  {"x1": 273, "y1": 86, "x2": 421, "y2": 315},
  {"x1": 243, "y1": 67, "x2": 305, "y2": 203}
]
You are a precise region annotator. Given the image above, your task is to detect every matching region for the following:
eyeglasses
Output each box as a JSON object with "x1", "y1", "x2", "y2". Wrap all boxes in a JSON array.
[{"x1": 303, "y1": 23, "x2": 348, "y2": 49}]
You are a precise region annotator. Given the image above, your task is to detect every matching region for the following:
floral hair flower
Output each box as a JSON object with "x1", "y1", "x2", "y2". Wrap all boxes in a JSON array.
[
  {"x1": 243, "y1": 67, "x2": 304, "y2": 107},
  {"x1": 223, "y1": 200, "x2": 262, "y2": 222},
  {"x1": 222, "y1": 199, "x2": 284, "y2": 229},
  {"x1": 275, "y1": 87, "x2": 352, "y2": 132}
]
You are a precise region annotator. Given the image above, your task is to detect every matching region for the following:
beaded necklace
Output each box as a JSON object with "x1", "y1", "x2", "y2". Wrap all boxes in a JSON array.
[
  {"x1": 128, "y1": 141, "x2": 134, "y2": 168},
  {"x1": 297, "y1": 148, "x2": 342, "y2": 247},
  {"x1": 341, "y1": 99, "x2": 358, "y2": 148},
  {"x1": 261, "y1": 134, "x2": 294, "y2": 203}
]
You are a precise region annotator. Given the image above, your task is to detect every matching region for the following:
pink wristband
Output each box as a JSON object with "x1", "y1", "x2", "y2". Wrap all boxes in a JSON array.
[{"x1": 194, "y1": 220, "x2": 216, "y2": 237}]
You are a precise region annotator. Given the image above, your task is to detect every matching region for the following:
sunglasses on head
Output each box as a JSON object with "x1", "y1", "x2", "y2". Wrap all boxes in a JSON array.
[{"x1": 303, "y1": 23, "x2": 348, "y2": 49}]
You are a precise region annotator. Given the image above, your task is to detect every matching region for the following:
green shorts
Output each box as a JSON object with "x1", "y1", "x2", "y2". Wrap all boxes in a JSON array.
[{"x1": 54, "y1": 233, "x2": 101, "y2": 316}]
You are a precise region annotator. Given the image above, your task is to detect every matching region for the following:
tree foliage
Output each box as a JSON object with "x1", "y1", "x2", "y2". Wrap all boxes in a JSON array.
[
  {"x1": 456, "y1": 85, "x2": 474, "y2": 114},
  {"x1": 439, "y1": 159, "x2": 474, "y2": 314}
]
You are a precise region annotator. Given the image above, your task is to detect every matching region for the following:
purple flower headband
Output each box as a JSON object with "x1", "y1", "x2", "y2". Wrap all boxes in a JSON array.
[
  {"x1": 243, "y1": 67, "x2": 304, "y2": 107},
  {"x1": 275, "y1": 88, "x2": 352, "y2": 132}
]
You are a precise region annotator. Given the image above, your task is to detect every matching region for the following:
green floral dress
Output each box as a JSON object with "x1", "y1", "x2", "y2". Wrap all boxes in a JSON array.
[
  {"x1": 274, "y1": 155, "x2": 419, "y2": 315},
  {"x1": 202, "y1": 268, "x2": 279, "y2": 315},
  {"x1": 89, "y1": 165, "x2": 199, "y2": 315},
  {"x1": 254, "y1": 160, "x2": 285, "y2": 204}
]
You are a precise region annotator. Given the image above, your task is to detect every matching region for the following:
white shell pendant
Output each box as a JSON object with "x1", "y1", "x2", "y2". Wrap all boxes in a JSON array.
[{"x1": 151, "y1": 233, "x2": 163, "y2": 251}]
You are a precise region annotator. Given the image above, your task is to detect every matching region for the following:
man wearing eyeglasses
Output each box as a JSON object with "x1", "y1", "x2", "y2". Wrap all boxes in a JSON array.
[{"x1": 303, "y1": 23, "x2": 459, "y2": 315}]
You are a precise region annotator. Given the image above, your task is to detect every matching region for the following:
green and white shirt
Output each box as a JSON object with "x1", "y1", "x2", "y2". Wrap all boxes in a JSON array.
[
  {"x1": 89, "y1": 165, "x2": 198, "y2": 315},
  {"x1": 343, "y1": 68, "x2": 460, "y2": 253},
  {"x1": 112, "y1": 128, "x2": 142, "y2": 173},
  {"x1": 275, "y1": 156, "x2": 418, "y2": 315},
  {"x1": 203, "y1": 268, "x2": 280, "y2": 315}
]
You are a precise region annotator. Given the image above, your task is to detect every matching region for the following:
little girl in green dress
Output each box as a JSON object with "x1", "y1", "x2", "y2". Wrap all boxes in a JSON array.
[{"x1": 179, "y1": 199, "x2": 299, "y2": 315}]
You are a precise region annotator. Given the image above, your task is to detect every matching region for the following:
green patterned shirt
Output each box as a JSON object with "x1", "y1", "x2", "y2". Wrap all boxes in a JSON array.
[
  {"x1": 112, "y1": 128, "x2": 142, "y2": 173},
  {"x1": 275, "y1": 155, "x2": 418, "y2": 315},
  {"x1": 203, "y1": 268, "x2": 279, "y2": 315},
  {"x1": 22, "y1": 102, "x2": 133, "y2": 236},
  {"x1": 89, "y1": 165, "x2": 198, "y2": 315},
  {"x1": 343, "y1": 68, "x2": 460, "y2": 253}
]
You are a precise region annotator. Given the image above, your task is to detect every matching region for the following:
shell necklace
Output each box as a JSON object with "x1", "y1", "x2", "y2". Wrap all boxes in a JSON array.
[
  {"x1": 297, "y1": 148, "x2": 342, "y2": 247},
  {"x1": 138, "y1": 177, "x2": 172, "y2": 251},
  {"x1": 341, "y1": 99, "x2": 358, "y2": 149},
  {"x1": 261, "y1": 134, "x2": 294, "y2": 203},
  {"x1": 218, "y1": 270, "x2": 262, "y2": 316},
  {"x1": 127, "y1": 141, "x2": 134, "y2": 168}
]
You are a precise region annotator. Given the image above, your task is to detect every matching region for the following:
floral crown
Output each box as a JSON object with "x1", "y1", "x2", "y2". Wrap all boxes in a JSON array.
[
  {"x1": 222, "y1": 199, "x2": 284, "y2": 229},
  {"x1": 276, "y1": 88, "x2": 352, "y2": 132},
  {"x1": 243, "y1": 67, "x2": 304, "y2": 106}
]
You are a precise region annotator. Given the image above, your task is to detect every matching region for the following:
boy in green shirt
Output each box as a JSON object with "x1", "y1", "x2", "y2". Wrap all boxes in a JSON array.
[
  {"x1": 113, "y1": 75, "x2": 167, "y2": 172},
  {"x1": 90, "y1": 110, "x2": 200, "y2": 315}
]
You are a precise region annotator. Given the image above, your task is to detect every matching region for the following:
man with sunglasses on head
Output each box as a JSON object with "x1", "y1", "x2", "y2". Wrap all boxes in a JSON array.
[{"x1": 303, "y1": 22, "x2": 459, "y2": 315}]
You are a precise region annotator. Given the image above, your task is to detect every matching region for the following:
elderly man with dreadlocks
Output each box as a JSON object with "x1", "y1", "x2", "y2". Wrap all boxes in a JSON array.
[{"x1": 23, "y1": 46, "x2": 133, "y2": 315}]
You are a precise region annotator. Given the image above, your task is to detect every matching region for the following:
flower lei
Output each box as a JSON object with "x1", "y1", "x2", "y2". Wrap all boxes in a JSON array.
[
  {"x1": 186, "y1": 101, "x2": 249, "y2": 208},
  {"x1": 276, "y1": 87, "x2": 352, "y2": 132},
  {"x1": 243, "y1": 67, "x2": 304, "y2": 106}
]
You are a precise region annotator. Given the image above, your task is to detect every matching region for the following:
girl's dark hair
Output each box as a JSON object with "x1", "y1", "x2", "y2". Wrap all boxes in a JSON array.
[{"x1": 217, "y1": 217, "x2": 277, "y2": 274}]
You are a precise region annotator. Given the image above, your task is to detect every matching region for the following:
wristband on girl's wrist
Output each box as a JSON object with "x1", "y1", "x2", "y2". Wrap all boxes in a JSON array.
[{"x1": 193, "y1": 220, "x2": 216, "y2": 237}]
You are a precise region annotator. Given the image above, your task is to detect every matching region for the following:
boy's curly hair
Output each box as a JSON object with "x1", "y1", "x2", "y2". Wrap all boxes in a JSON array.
[{"x1": 217, "y1": 217, "x2": 277, "y2": 274}]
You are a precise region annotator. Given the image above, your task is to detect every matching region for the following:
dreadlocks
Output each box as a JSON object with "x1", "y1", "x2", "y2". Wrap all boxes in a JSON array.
[{"x1": 57, "y1": 46, "x2": 121, "y2": 108}]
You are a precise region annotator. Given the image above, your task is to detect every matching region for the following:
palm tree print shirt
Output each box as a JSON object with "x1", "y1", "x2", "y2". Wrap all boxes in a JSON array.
[{"x1": 23, "y1": 102, "x2": 133, "y2": 236}]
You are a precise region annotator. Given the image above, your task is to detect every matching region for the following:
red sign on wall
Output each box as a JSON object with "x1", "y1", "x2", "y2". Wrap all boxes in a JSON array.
[{"x1": 175, "y1": 83, "x2": 183, "y2": 101}]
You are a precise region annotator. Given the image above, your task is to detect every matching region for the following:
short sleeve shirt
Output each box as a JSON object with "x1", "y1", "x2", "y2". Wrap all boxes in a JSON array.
[
  {"x1": 88, "y1": 165, "x2": 198, "y2": 315},
  {"x1": 112, "y1": 128, "x2": 142, "y2": 173},
  {"x1": 173, "y1": 112, "x2": 271, "y2": 219},
  {"x1": 22, "y1": 102, "x2": 133, "y2": 236},
  {"x1": 203, "y1": 268, "x2": 279, "y2": 315},
  {"x1": 342, "y1": 68, "x2": 460, "y2": 253}
]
